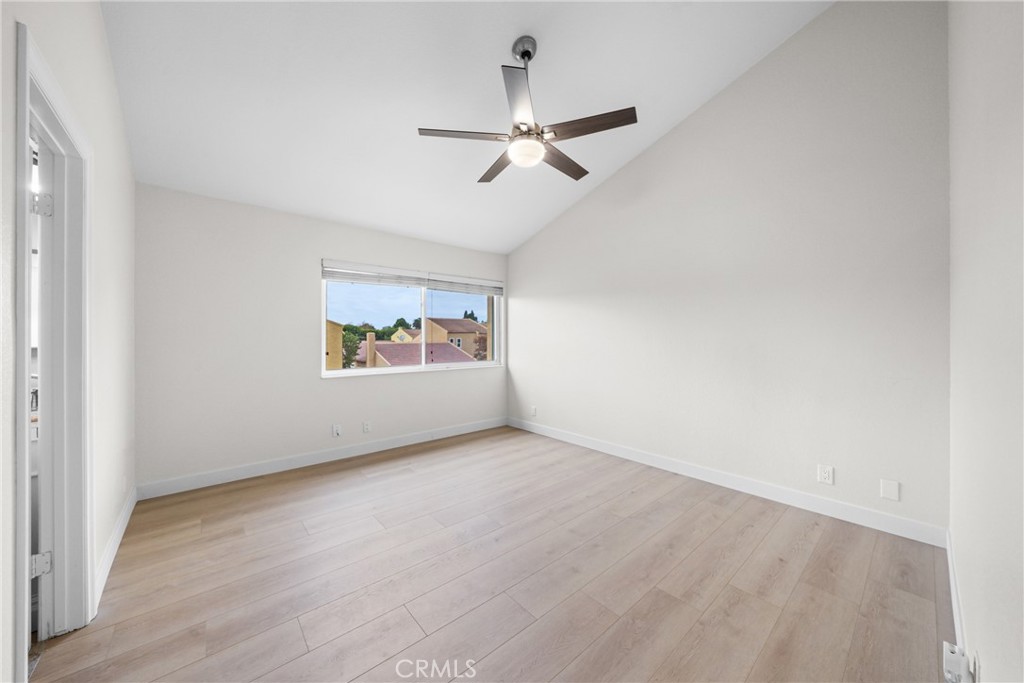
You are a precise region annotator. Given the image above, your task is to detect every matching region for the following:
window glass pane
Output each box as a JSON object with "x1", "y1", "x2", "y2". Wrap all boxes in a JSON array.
[
  {"x1": 424, "y1": 289, "x2": 494, "y2": 364},
  {"x1": 325, "y1": 282, "x2": 421, "y2": 370}
]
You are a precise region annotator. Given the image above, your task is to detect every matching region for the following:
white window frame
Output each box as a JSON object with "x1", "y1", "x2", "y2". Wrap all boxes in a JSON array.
[{"x1": 321, "y1": 261, "x2": 504, "y2": 378}]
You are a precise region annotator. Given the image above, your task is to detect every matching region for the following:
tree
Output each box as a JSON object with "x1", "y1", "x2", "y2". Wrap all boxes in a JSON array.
[
  {"x1": 378, "y1": 326, "x2": 398, "y2": 341},
  {"x1": 412, "y1": 318, "x2": 422, "y2": 329},
  {"x1": 393, "y1": 317, "x2": 411, "y2": 329},
  {"x1": 343, "y1": 323, "x2": 368, "y2": 341},
  {"x1": 463, "y1": 310, "x2": 478, "y2": 322},
  {"x1": 342, "y1": 331, "x2": 360, "y2": 368},
  {"x1": 474, "y1": 335, "x2": 488, "y2": 361}
]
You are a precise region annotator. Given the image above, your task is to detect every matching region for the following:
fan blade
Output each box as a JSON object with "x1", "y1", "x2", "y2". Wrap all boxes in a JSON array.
[
  {"x1": 419, "y1": 128, "x2": 510, "y2": 142},
  {"x1": 502, "y1": 65, "x2": 535, "y2": 127},
  {"x1": 542, "y1": 107, "x2": 637, "y2": 142},
  {"x1": 478, "y1": 152, "x2": 512, "y2": 183},
  {"x1": 543, "y1": 143, "x2": 588, "y2": 180}
]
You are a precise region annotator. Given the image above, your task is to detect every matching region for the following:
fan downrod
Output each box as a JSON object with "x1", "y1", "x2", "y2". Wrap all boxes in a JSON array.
[{"x1": 512, "y1": 35, "x2": 537, "y2": 64}]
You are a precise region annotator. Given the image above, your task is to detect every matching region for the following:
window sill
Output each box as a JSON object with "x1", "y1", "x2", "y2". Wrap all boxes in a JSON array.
[{"x1": 321, "y1": 361, "x2": 504, "y2": 379}]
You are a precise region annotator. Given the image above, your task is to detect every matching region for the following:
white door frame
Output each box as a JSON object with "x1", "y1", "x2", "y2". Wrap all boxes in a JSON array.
[{"x1": 14, "y1": 22, "x2": 93, "y2": 680}]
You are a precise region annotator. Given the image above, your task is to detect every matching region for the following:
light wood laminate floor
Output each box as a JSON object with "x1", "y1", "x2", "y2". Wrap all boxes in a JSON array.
[{"x1": 32, "y1": 427, "x2": 954, "y2": 682}]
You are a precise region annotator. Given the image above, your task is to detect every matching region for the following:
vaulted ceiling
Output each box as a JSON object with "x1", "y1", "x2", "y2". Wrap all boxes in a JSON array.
[{"x1": 102, "y1": 2, "x2": 829, "y2": 253}]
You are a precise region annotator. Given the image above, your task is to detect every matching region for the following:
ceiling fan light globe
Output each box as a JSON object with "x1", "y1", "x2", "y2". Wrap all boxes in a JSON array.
[{"x1": 507, "y1": 136, "x2": 546, "y2": 168}]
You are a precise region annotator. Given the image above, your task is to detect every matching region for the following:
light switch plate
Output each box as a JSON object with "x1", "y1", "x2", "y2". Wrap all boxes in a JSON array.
[{"x1": 880, "y1": 479, "x2": 900, "y2": 501}]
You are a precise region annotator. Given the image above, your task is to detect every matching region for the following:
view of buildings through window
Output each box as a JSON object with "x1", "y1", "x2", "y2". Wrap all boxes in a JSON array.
[{"x1": 324, "y1": 281, "x2": 497, "y2": 371}]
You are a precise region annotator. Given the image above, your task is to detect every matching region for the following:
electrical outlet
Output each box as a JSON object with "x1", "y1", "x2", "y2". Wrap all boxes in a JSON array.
[
  {"x1": 332, "y1": 424, "x2": 342, "y2": 438},
  {"x1": 880, "y1": 479, "x2": 900, "y2": 501},
  {"x1": 817, "y1": 464, "x2": 835, "y2": 485},
  {"x1": 530, "y1": 406, "x2": 537, "y2": 417},
  {"x1": 362, "y1": 421, "x2": 371, "y2": 433}
]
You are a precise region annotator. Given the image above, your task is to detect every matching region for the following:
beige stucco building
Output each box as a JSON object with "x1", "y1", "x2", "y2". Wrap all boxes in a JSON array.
[
  {"x1": 424, "y1": 318, "x2": 489, "y2": 359},
  {"x1": 324, "y1": 320, "x2": 346, "y2": 370},
  {"x1": 391, "y1": 328, "x2": 421, "y2": 343}
]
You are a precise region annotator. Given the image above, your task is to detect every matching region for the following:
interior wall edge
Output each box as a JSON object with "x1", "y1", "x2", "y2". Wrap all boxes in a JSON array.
[
  {"x1": 508, "y1": 418, "x2": 947, "y2": 548},
  {"x1": 946, "y1": 527, "x2": 965, "y2": 648},
  {"x1": 136, "y1": 417, "x2": 507, "y2": 500},
  {"x1": 92, "y1": 486, "x2": 136, "y2": 616}
]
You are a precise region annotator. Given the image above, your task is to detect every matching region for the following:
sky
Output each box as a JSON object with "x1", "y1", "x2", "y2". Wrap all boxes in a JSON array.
[{"x1": 326, "y1": 282, "x2": 490, "y2": 328}]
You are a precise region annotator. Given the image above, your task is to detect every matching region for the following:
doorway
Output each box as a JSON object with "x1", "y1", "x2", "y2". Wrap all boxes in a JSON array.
[
  {"x1": 15, "y1": 22, "x2": 94, "y2": 682},
  {"x1": 28, "y1": 133, "x2": 53, "y2": 648}
]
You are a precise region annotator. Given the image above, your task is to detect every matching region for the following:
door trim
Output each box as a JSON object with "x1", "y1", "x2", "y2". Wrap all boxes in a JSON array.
[{"x1": 15, "y1": 22, "x2": 94, "y2": 680}]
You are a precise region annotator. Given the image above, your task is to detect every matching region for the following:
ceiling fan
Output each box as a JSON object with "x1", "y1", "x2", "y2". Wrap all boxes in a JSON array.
[{"x1": 419, "y1": 35, "x2": 638, "y2": 183}]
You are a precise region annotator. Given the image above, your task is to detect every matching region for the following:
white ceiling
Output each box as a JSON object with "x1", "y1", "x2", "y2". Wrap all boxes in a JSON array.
[{"x1": 101, "y1": 2, "x2": 829, "y2": 253}]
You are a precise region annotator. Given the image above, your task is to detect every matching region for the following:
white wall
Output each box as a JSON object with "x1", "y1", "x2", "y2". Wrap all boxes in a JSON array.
[
  {"x1": 508, "y1": 2, "x2": 950, "y2": 533},
  {"x1": 1, "y1": 2, "x2": 136, "y2": 676},
  {"x1": 948, "y1": 2, "x2": 1023, "y2": 680},
  {"x1": 134, "y1": 184, "x2": 507, "y2": 492}
]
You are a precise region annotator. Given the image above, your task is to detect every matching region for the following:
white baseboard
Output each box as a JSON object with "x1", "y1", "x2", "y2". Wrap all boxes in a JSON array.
[
  {"x1": 508, "y1": 419, "x2": 947, "y2": 547},
  {"x1": 93, "y1": 487, "x2": 136, "y2": 614},
  {"x1": 136, "y1": 418, "x2": 508, "y2": 500},
  {"x1": 946, "y1": 528, "x2": 965, "y2": 647},
  {"x1": 135, "y1": 414, "x2": 948, "y2": 547}
]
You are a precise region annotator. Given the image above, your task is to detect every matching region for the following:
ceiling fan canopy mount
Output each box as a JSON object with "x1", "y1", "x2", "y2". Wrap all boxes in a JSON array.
[
  {"x1": 511, "y1": 35, "x2": 538, "y2": 64},
  {"x1": 418, "y1": 35, "x2": 638, "y2": 183}
]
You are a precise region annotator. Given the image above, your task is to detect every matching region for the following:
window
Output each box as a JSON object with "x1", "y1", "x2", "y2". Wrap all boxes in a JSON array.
[{"x1": 322, "y1": 260, "x2": 503, "y2": 375}]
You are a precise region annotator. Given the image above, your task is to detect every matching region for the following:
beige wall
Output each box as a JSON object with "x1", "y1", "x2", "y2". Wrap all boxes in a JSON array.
[
  {"x1": 134, "y1": 184, "x2": 506, "y2": 488},
  {"x1": 508, "y1": 3, "x2": 951, "y2": 529},
  {"x1": 424, "y1": 318, "x2": 446, "y2": 344},
  {"x1": 948, "y1": 2, "x2": 1024, "y2": 680},
  {"x1": 1, "y1": 2, "x2": 135, "y2": 675},
  {"x1": 391, "y1": 328, "x2": 418, "y2": 343},
  {"x1": 325, "y1": 321, "x2": 344, "y2": 371},
  {"x1": 448, "y1": 334, "x2": 474, "y2": 353}
]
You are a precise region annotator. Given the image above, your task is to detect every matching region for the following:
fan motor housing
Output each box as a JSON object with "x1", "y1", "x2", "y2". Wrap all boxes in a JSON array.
[{"x1": 512, "y1": 35, "x2": 538, "y2": 64}]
